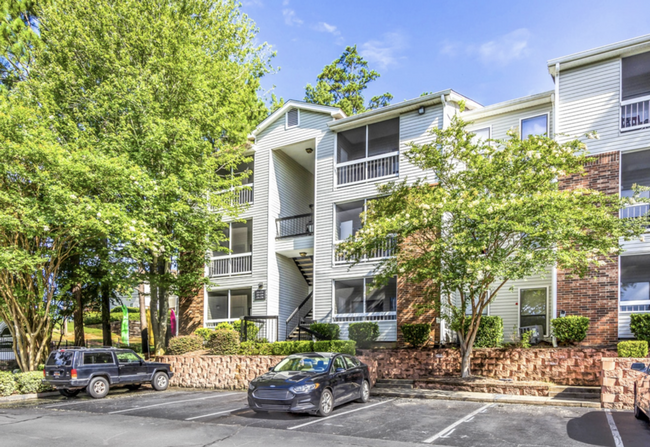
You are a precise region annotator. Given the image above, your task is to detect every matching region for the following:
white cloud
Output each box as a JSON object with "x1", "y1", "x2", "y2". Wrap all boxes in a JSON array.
[
  {"x1": 359, "y1": 32, "x2": 407, "y2": 70},
  {"x1": 314, "y1": 22, "x2": 340, "y2": 36},
  {"x1": 282, "y1": 8, "x2": 303, "y2": 26},
  {"x1": 440, "y1": 29, "x2": 531, "y2": 65},
  {"x1": 241, "y1": 0, "x2": 263, "y2": 6},
  {"x1": 282, "y1": 0, "x2": 290, "y2": 5}
]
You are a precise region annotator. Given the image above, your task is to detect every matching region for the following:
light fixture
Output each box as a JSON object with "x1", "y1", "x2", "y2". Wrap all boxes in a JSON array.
[
  {"x1": 559, "y1": 310, "x2": 566, "y2": 318},
  {"x1": 299, "y1": 252, "x2": 307, "y2": 257},
  {"x1": 418, "y1": 106, "x2": 426, "y2": 115},
  {"x1": 305, "y1": 147, "x2": 313, "y2": 154},
  {"x1": 258, "y1": 282, "x2": 264, "y2": 289}
]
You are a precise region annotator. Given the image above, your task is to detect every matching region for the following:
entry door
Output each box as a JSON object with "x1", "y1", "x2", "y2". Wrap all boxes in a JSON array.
[
  {"x1": 520, "y1": 288, "x2": 548, "y2": 336},
  {"x1": 116, "y1": 351, "x2": 147, "y2": 383}
]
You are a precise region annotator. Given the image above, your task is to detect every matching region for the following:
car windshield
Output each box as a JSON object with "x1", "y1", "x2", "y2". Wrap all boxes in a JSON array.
[
  {"x1": 273, "y1": 355, "x2": 331, "y2": 372},
  {"x1": 46, "y1": 350, "x2": 74, "y2": 367}
]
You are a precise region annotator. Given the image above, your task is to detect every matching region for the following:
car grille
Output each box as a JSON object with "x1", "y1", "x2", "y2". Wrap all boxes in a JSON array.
[
  {"x1": 253, "y1": 389, "x2": 293, "y2": 400},
  {"x1": 255, "y1": 404, "x2": 292, "y2": 411}
]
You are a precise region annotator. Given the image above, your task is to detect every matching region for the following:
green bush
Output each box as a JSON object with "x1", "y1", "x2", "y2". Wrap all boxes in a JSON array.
[
  {"x1": 167, "y1": 335, "x2": 204, "y2": 355},
  {"x1": 313, "y1": 340, "x2": 356, "y2": 355},
  {"x1": 472, "y1": 316, "x2": 504, "y2": 348},
  {"x1": 214, "y1": 322, "x2": 234, "y2": 331},
  {"x1": 83, "y1": 311, "x2": 140, "y2": 325},
  {"x1": 293, "y1": 340, "x2": 314, "y2": 353},
  {"x1": 207, "y1": 329, "x2": 240, "y2": 355},
  {"x1": 232, "y1": 320, "x2": 260, "y2": 340},
  {"x1": 618, "y1": 340, "x2": 649, "y2": 358},
  {"x1": 0, "y1": 372, "x2": 16, "y2": 397},
  {"x1": 551, "y1": 316, "x2": 590, "y2": 344},
  {"x1": 194, "y1": 328, "x2": 214, "y2": 341},
  {"x1": 401, "y1": 323, "x2": 431, "y2": 348},
  {"x1": 630, "y1": 314, "x2": 650, "y2": 342},
  {"x1": 15, "y1": 371, "x2": 52, "y2": 394},
  {"x1": 310, "y1": 323, "x2": 340, "y2": 340},
  {"x1": 348, "y1": 322, "x2": 380, "y2": 348}
]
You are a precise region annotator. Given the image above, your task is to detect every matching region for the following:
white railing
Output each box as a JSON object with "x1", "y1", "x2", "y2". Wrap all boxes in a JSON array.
[
  {"x1": 621, "y1": 203, "x2": 650, "y2": 219},
  {"x1": 237, "y1": 184, "x2": 254, "y2": 205},
  {"x1": 621, "y1": 95, "x2": 650, "y2": 131},
  {"x1": 209, "y1": 253, "x2": 252, "y2": 277},
  {"x1": 333, "y1": 237, "x2": 395, "y2": 264},
  {"x1": 204, "y1": 318, "x2": 243, "y2": 328},
  {"x1": 336, "y1": 152, "x2": 399, "y2": 186},
  {"x1": 333, "y1": 312, "x2": 397, "y2": 322}
]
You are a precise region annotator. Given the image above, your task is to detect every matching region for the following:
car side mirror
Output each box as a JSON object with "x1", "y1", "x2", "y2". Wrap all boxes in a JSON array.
[
  {"x1": 268, "y1": 367, "x2": 274, "y2": 372},
  {"x1": 335, "y1": 368, "x2": 346, "y2": 373},
  {"x1": 631, "y1": 362, "x2": 647, "y2": 372}
]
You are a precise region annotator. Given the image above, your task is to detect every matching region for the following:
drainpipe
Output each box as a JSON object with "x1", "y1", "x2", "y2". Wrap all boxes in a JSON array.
[
  {"x1": 440, "y1": 94, "x2": 448, "y2": 129},
  {"x1": 552, "y1": 62, "x2": 560, "y2": 320}
]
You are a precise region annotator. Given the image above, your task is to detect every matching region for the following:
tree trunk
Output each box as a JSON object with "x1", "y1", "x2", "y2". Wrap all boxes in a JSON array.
[
  {"x1": 149, "y1": 256, "x2": 169, "y2": 356},
  {"x1": 101, "y1": 282, "x2": 112, "y2": 346},
  {"x1": 139, "y1": 285, "x2": 149, "y2": 358},
  {"x1": 460, "y1": 344, "x2": 472, "y2": 378},
  {"x1": 72, "y1": 283, "x2": 85, "y2": 347}
]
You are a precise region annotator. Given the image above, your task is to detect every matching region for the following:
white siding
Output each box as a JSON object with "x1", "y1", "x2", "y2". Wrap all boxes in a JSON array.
[
  {"x1": 337, "y1": 321, "x2": 397, "y2": 342},
  {"x1": 275, "y1": 254, "x2": 310, "y2": 340},
  {"x1": 465, "y1": 103, "x2": 554, "y2": 140}
]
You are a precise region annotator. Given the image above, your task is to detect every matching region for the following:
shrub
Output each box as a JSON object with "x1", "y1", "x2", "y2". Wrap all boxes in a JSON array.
[
  {"x1": 207, "y1": 329, "x2": 240, "y2": 355},
  {"x1": 232, "y1": 320, "x2": 259, "y2": 340},
  {"x1": 630, "y1": 314, "x2": 650, "y2": 342},
  {"x1": 270, "y1": 341, "x2": 294, "y2": 356},
  {"x1": 0, "y1": 372, "x2": 16, "y2": 397},
  {"x1": 465, "y1": 316, "x2": 503, "y2": 348},
  {"x1": 618, "y1": 340, "x2": 649, "y2": 358},
  {"x1": 551, "y1": 316, "x2": 590, "y2": 344},
  {"x1": 15, "y1": 372, "x2": 52, "y2": 394},
  {"x1": 310, "y1": 323, "x2": 340, "y2": 340},
  {"x1": 400, "y1": 323, "x2": 431, "y2": 348},
  {"x1": 167, "y1": 335, "x2": 204, "y2": 355},
  {"x1": 293, "y1": 340, "x2": 314, "y2": 353},
  {"x1": 214, "y1": 322, "x2": 234, "y2": 331},
  {"x1": 313, "y1": 340, "x2": 356, "y2": 355},
  {"x1": 520, "y1": 330, "x2": 533, "y2": 349},
  {"x1": 194, "y1": 328, "x2": 213, "y2": 341},
  {"x1": 348, "y1": 322, "x2": 380, "y2": 348},
  {"x1": 83, "y1": 310, "x2": 141, "y2": 325}
]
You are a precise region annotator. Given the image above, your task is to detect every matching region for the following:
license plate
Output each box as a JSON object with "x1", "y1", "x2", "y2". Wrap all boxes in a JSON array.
[{"x1": 53, "y1": 372, "x2": 60, "y2": 378}]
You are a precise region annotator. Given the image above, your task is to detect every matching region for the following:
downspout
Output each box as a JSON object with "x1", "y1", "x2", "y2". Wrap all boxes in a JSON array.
[
  {"x1": 552, "y1": 62, "x2": 560, "y2": 321},
  {"x1": 440, "y1": 94, "x2": 448, "y2": 129}
]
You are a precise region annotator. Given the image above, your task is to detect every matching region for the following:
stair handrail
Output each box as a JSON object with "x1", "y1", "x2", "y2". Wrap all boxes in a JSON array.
[
  {"x1": 285, "y1": 292, "x2": 313, "y2": 339},
  {"x1": 285, "y1": 292, "x2": 312, "y2": 324}
]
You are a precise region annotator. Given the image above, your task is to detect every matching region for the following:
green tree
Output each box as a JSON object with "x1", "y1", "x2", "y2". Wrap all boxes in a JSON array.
[
  {"x1": 339, "y1": 115, "x2": 644, "y2": 377},
  {"x1": 305, "y1": 45, "x2": 392, "y2": 116},
  {"x1": 0, "y1": 0, "x2": 41, "y2": 88},
  {"x1": 34, "y1": 0, "x2": 272, "y2": 355}
]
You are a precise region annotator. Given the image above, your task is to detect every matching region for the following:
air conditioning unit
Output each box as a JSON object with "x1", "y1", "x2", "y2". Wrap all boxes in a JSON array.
[{"x1": 519, "y1": 325, "x2": 543, "y2": 345}]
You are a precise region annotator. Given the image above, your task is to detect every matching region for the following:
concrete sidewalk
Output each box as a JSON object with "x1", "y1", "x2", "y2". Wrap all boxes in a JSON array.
[{"x1": 371, "y1": 387, "x2": 601, "y2": 408}]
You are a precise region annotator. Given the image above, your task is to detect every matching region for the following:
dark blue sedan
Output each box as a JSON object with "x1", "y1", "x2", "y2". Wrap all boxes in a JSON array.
[{"x1": 247, "y1": 352, "x2": 371, "y2": 416}]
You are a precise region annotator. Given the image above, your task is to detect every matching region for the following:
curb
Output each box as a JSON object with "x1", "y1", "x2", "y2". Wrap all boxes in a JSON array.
[
  {"x1": 371, "y1": 389, "x2": 601, "y2": 408},
  {"x1": 0, "y1": 391, "x2": 59, "y2": 403}
]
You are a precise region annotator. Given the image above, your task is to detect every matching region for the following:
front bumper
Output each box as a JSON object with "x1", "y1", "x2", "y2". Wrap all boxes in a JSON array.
[{"x1": 247, "y1": 389, "x2": 321, "y2": 413}]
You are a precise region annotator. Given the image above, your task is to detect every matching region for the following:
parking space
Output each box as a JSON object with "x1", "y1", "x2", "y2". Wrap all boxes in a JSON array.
[{"x1": 4, "y1": 389, "x2": 650, "y2": 446}]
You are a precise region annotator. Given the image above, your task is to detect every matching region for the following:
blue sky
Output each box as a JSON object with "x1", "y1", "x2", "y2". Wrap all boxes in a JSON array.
[{"x1": 241, "y1": 0, "x2": 650, "y2": 108}]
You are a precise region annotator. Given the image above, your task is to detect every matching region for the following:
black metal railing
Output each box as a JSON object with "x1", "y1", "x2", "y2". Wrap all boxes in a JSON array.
[
  {"x1": 240, "y1": 316, "x2": 278, "y2": 343},
  {"x1": 276, "y1": 213, "x2": 313, "y2": 238},
  {"x1": 285, "y1": 293, "x2": 313, "y2": 340}
]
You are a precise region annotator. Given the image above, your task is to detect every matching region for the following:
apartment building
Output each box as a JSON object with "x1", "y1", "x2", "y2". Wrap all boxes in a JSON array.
[{"x1": 186, "y1": 33, "x2": 650, "y2": 346}]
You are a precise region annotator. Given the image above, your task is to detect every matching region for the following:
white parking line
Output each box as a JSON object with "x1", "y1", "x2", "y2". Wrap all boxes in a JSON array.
[
  {"x1": 108, "y1": 392, "x2": 240, "y2": 414},
  {"x1": 604, "y1": 409, "x2": 625, "y2": 447},
  {"x1": 287, "y1": 399, "x2": 394, "y2": 430},
  {"x1": 422, "y1": 403, "x2": 494, "y2": 444},
  {"x1": 42, "y1": 391, "x2": 194, "y2": 409},
  {"x1": 185, "y1": 406, "x2": 248, "y2": 420}
]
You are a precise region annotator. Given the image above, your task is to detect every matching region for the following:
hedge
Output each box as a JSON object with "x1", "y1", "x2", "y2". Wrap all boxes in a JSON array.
[
  {"x1": 618, "y1": 340, "x2": 649, "y2": 358},
  {"x1": 194, "y1": 328, "x2": 213, "y2": 341},
  {"x1": 167, "y1": 335, "x2": 204, "y2": 355},
  {"x1": 468, "y1": 316, "x2": 503, "y2": 348},
  {"x1": 348, "y1": 322, "x2": 380, "y2": 348},
  {"x1": 309, "y1": 323, "x2": 340, "y2": 340},
  {"x1": 551, "y1": 316, "x2": 590, "y2": 344},
  {"x1": 83, "y1": 311, "x2": 140, "y2": 325},
  {"x1": 0, "y1": 371, "x2": 53, "y2": 396},
  {"x1": 236, "y1": 340, "x2": 356, "y2": 356},
  {"x1": 400, "y1": 323, "x2": 431, "y2": 348},
  {"x1": 232, "y1": 320, "x2": 260, "y2": 340},
  {"x1": 630, "y1": 314, "x2": 650, "y2": 342},
  {"x1": 207, "y1": 329, "x2": 240, "y2": 355},
  {"x1": 0, "y1": 372, "x2": 16, "y2": 397}
]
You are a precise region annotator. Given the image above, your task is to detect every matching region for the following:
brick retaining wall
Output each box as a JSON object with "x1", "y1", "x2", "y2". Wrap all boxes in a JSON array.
[{"x1": 601, "y1": 357, "x2": 647, "y2": 409}]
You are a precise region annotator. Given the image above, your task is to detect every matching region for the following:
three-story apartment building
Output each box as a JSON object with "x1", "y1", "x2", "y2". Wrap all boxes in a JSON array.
[{"x1": 183, "y1": 33, "x2": 650, "y2": 346}]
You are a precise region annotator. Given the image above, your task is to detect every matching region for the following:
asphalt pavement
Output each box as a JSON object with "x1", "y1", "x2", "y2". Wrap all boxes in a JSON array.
[{"x1": 1, "y1": 388, "x2": 649, "y2": 446}]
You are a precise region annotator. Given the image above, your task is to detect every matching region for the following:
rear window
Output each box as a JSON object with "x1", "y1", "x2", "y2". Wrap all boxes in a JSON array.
[
  {"x1": 83, "y1": 352, "x2": 115, "y2": 365},
  {"x1": 46, "y1": 350, "x2": 75, "y2": 367}
]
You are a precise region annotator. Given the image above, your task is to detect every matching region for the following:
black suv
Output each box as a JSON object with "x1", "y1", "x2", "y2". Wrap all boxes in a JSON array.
[{"x1": 43, "y1": 347, "x2": 174, "y2": 399}]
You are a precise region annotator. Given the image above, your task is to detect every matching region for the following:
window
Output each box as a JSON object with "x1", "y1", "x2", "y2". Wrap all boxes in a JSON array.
[
  {"x1": 207, "y1": 289, "x2": 251, "y2": 321},
  {"x1": 116, "y1": 351, "x2": 142, "y2": 364},
  {"x1": 83, "y1": 352, "x2": 115, "y2": 365},
  {"x1": 621, "y1": 255, "x2": 650, "y2": 303},
  {"x1": 519, "y1": 288, "x2": 547, "y2": 334},
  {"x1": 332, "y1": 356, "x2": 347, "y2": 371},
  {"x1": 520, "y1": 115, "x2": 548, "y2": 138},
  {"x1": 216, "y1": 158, "x2": 254, "y2": 204},
  {"x1": 621, "y1": 150, "x2": 650, "y2": 199},
  {"x1": 334, "y1": 277, "x2": 397, "y2": 319},
  {"x1": 336, "y1": 200, "x2": 364, "y2": 241},
  {"x1": 464, "y1": 292, "x2": 489, "y2": 316},
  {"x1": 286, "y1": 108, "x2": 299, "y2": 128},
  {"x1": 344, "y1": 356, "x2": 361, "y2": 368},
  {"x1": 46, "y1": 351, "x2": 74, "y2": 366},
  {"x1": 470, "y1": 127, "x2": 491, "y2": 144},
  {"x1": 622, "y1": 52, "x2": 650, "y2": 102},
  {"x1": 213, "y1": 220, "x2": 252, "y2": 256}
]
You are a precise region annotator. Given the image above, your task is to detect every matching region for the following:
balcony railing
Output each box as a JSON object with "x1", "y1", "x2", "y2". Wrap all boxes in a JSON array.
[
  {"x1": 333, "y1": 312, "x2": 397, "y2": 322},
  {"x1": 236, "y1": 184, "x2": 254, "y2": 205},
  {"x1": 334, "y1": 237, "x2": 396, "y2": 264},
  {"x1": 621, "y1": 96, "x2": 650, "y2": 131},
  {"x1": 209, "y1": 253, "x2": 252, "y2": 277},
  {"x1": 621, "y1": 203, "x2": 649, "y2": 219},
  {"x1": 276, "y1": 213, "x2": 313, "y2": 238},
  {"x1": 336, "y1": 152, "x2": 399, "y2": 186}
]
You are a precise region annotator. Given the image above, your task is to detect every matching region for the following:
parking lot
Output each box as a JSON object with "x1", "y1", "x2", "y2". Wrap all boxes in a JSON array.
[{"x1": 2, "y1": 388, "x2": 650, "y2": 446}]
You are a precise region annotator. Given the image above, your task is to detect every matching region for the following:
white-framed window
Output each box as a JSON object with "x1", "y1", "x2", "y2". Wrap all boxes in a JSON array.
[
  {"x1": 464, "y1": 291, "x2": 490, "y2": 316},
  {"x1": 620, "y1": 51, "x2": 650, "y2": 132},
  {"x1": 216, "y1": 157, "x2": 254, "y2": 205},
  {"x1": 620, "y1": 149, "x2": 650, "y2": 220},
  {"x1": 209, "y1": 220, "x2": 252, "y2": 276},
  {"x1": 470, "y1": 126, "x2": 491, "y2": 144},
  {"x1": 518, "y1": 287, "x2": 548, "y2": 336},
  {"x1": 335, "y1": 199, "x2": 367, "y2": 242},
  {"x1": 336, "y1": 118, "x2": 399, "y2": 186},
  {"x1": 620, "y1": 254, "x2": 650, "y2": 312},
  {"x1": 333, "y1": 276, "x2": 397, "y2": 322},
  {"x1": 286, "y1": 108, "x2": 300, "y2": 128},
  {"x1": 206, "y1": 288, "x2": 251, "y2": 322},
  {"x1": 520, "y1": 114, "x2": 548, "y2": 139}
]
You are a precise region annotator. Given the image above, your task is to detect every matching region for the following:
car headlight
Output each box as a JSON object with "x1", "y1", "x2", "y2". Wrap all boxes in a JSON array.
[
  {"x1": 248, "y1": 382, "x2": 256, "y2": 391},
  {"x1": 290, "y1": 383, "x2": 320, "y2": 394}
]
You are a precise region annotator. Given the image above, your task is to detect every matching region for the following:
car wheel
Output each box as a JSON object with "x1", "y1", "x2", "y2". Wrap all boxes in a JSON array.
[
  {"x1": 59, "y1": 389, "x2": 80, "y2": 398},
  {"x1": 152, "y1": 372, "x2": 169, "y2": 391},
  {"x1": 317, "y1": 389, "x2": 334, "y2": 417},
  {"x1": 87, "y1": 377, "x2": 110, "y2": 399},
  {"x1": 356, "y1": 380, "x2": 370, "y2": 403},
  {"x1": 126, "y1": 384, "x2": 142, "y2": 391}
]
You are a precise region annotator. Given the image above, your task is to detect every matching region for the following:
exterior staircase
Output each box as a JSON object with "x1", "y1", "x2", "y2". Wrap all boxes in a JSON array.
[
  {"x1": 292, "y1": 255, "x2": 313, "y2": 286},
  {"x1": 285, "y1": 292, "x2": 315, "y2": 341}
]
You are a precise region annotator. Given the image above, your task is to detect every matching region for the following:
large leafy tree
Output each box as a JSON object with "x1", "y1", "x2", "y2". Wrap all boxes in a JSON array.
[
  {"x1": 339, "y1": 115, "x2": 644, "y2": 377},
  {"x1": 33, "y1": 0, "x2": 271, "y2": 354},
  {"x1": 305, "y1": 45, "x2": 392, "y2": 116},
  {"x1": 0, "y1": 0, "x2": 40, "y2": 88}
]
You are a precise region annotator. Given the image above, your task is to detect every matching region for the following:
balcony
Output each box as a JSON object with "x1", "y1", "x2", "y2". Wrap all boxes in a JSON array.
[
  {"x1": 621, "y1": 96, "x2": 650, "y2": 132},
  {"x1": 336, "y1": 152, "x2": 399, "y2": 186},
  {"x1": 236, "y1": 184, "x2": 254, "y2": 205},
  {"x1": 276, "y1": 213, "x2": 313, "y2": 238},
  {"x1": 334, "y1": 237, "x2": 396, "y2": 264},
  {"x1": 209, "y1": 253, "x2": 252, "y2": 277}
]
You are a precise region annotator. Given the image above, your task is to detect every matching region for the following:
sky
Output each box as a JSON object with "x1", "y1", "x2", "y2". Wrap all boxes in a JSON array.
[{"x1": 240, "y1": 0, "x2": 650, "y2": 109}]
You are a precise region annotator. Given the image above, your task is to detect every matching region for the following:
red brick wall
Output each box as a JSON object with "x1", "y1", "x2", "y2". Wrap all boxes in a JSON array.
[
  {"x1": 558, "y1": 151, "x2": 620, "y2": 345},
  {"x1": 179, "y1": 288, "x2": 204, "y2": 336},
  {"x1": 601, "y1": 357, "x2": 648, "y2": 409}
]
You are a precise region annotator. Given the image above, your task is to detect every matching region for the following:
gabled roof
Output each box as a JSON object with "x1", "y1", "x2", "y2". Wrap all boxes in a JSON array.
[
  {"x1": 249, "y1": 100, "x2": 346, "y2": 139},
  {"x1": 462, "y1": 91, "x2": 553, "y2": 121},
  {"x1": 548, "y1": 33, "x2": 650, "y2": 77}
]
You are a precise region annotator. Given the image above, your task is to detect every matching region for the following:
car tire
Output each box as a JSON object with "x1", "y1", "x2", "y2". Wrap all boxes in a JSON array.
[
  {"x1": 316, "y1": 389, "x2": 334, "y2": 417},
  {"x1": 87, "y1": 377, "x2": 110, "y2": 399},
  {"x1": 151, "y1": 372, "x2": 169, "y2": 391},
  {"x1": 126, "y1": 384, "x2": 142, "y2": 391},
  {"x1": 59, "y1": 389, "x2": 81, "y2": 398},
  {"x1": 356, "y1": 380, "x2": 370, "y2": 403}
]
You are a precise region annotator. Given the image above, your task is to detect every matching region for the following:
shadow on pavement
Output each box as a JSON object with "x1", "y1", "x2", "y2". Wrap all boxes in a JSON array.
[{"x1": 566, "y1": 411, "x2": 612, "y2": 446}]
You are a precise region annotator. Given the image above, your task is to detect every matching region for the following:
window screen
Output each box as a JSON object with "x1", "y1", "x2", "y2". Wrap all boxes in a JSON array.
[
  {"x1": 621, "y1": 255, "x2": 650, "y2": 302},
  {"x1": 230, "y1": 289, "x2": 251, "y2": 319},
  {"x1": 336, "y1": 201, "x2": 364, "y2": 240},
  {"x1": 622, "y1": 52, "x2": 650, "y2": 101},
  {"x1": 230, "y1": 220, "x2": 252, "y2": 254},
  {"x1": 621, "y1": 149, "x2": 650, "y2": 198},
  {"x1": 83, "y1": 352, "x2": 115, "y2": 365},
  {"x1": 207, "y1": 291, "x2": 229, "y2": 320},
  {"x1": 368, "y1": 118, "x2": 399, "y2": 157},
  {"x1": 365, "y1": 277, "x2": 397, "y2": 312},
  {"x1": 335, "y1": 279, "x2": 364, "y2": 314},
  {"x1": 337, "y1": 127, "x2": 366, "y2": 163},
  {"x1": 234, "y1": 159, "x2": 254, "y2": 184},
  {"x1": 521, "y1": 115, "x2": 548, "y2": 138}
]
